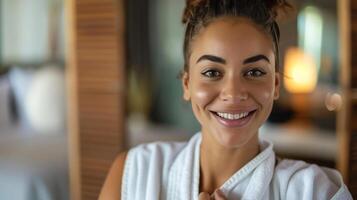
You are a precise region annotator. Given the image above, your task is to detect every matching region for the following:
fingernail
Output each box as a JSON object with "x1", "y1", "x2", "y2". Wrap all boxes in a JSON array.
[
  {"x1": 215, "y1": 189, "x2": 224, "y2": 196},
  {"x1": 199, "y1": 192, "x2": 210, "y2": 199}
]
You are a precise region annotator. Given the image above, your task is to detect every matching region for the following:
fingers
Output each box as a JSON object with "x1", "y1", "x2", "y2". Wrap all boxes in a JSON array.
[
  {"x1": 198, "y1": 192, "x2": 211, "y2": 200},
  {"x1": 199, "y1": 189, "x2": 228, "y2": 200},
  {"x1": 214, "y1": 189, "x2": 227, "y2": 200}
]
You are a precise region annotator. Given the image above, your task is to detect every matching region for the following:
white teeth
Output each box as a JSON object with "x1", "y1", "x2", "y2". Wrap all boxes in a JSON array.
[{"x1": 216, "y1": 112, "x2": 249, "y2": 120}]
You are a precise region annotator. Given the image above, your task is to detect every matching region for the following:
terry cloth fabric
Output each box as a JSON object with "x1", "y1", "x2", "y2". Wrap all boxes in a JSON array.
[{"x1": 121, "y1": 133, "x2": 352, "y2": 200}]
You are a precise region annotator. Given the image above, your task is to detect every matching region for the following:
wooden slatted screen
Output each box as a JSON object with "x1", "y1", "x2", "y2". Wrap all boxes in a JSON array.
[{"x1": 66, "y1": 0, "x2": 126, "y2": 199}]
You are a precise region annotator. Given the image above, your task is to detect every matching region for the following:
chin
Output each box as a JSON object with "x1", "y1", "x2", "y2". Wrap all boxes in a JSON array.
[{"x1": 214, "y1": 130, "x2": 255, "y2": 149}]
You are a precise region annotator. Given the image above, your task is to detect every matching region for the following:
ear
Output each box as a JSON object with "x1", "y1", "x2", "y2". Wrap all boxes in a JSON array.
[
  {"x1": 273, "y1": 72, "x2": 280, "y2": 100},
  {"x1": 182, "y1": 71, "x2": 191, "y2": 101}
]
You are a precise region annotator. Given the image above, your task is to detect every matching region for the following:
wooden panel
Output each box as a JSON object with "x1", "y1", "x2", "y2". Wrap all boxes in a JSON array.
[
  {"x1": 351, "y1": 0, "x2": 357, "y2": 10},
  {"x1": 352, "y1": 103, "x2": 357, "y2": 131},
  {"x1": 339, "y1": 0, "x2": 357, "y2": 197},
  {"x1": 350, "y1": 0, "x2": 357, "y2": 197},
  {"x1": 338, "y1": 0, "x2": 357, "y2": 197},
  {"x1": 66, "y1": 0, "x2": 126, "y2": 199},
  {"x1": 337, "y1": 0, "x2": 351, "y2": 183},
  {"x1": 349, "y1": 131, "x2": 357, "y2": 197}
]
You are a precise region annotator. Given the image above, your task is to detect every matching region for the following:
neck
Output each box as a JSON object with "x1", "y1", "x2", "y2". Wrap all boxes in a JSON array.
[{"x1": 199, "y1": 133, "x2": 259, "y2": 194}]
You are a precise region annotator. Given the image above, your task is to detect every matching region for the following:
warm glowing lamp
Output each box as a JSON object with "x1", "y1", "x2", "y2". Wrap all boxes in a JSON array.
[
  {"x1": 284, "y1": 47, "x2": 318, "y2": 93},
  {"x1": 283, "y1": 47, "x2": 319, "y2": 125}
]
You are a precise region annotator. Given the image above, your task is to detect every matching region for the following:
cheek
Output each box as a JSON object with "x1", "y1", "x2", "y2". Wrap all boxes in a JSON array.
[
  {"x1": 251, "y1": 80, "x2": 275, "y2": 105},
  {"x1": 191, "y1": 82, "x2": 217, "y2": 109},
  {"x1": 261, "y1": 90, "x2": 273, "y2": 102}
]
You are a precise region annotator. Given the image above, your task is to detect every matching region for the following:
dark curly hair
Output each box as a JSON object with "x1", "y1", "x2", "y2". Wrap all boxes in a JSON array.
[{"x1": 181, "y1": 0, "x2": 292, "y2": 74}]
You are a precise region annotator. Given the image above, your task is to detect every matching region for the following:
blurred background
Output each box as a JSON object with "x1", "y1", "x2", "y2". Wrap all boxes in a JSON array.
[
  {"x1": 0, "y1": 0, "x2": 68, "y2": 199},
  {"x1": 0, "y1": 0, "x2": 356, "y2": 199}
]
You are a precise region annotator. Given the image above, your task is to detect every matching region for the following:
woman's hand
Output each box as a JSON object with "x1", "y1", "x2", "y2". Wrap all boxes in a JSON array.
[{"x1": 198, "y1": 189, "x2": 228, "y2": 200}]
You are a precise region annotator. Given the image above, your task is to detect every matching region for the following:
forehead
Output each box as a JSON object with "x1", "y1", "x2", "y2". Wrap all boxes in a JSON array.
[{"x1": 190, "y1": 17, "x2": 274, "y2": 64}]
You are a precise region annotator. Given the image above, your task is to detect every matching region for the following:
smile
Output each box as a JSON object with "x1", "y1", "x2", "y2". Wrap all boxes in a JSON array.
[
  {"x1": 216, "y1": 112, "x2": 249, "y2": 120},
  {"x1": 211, "y1": 110, "x2": 257, "y2": 127}
]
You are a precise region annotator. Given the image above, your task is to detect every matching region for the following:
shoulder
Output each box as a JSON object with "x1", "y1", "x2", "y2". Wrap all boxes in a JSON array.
[
  {"x1": 124, "y1": 140, "x2": 187, "y2": 176},
  {"x1": 99, "y1": 141, "x2": 188, "y2": 200},
  {"x1": 126, "y1": 133, "x2": 201, "y2": 166},
  {"x1": 99, "y1": 151, "x2": 128, "y2": 200},
  {"x1": 273, "y1": 159, "x2": 352, "y2": 200},
  {"x1": 121, "y1": 141, "x2": 189, "y2": 199},
  {"x1": 128, "y1": 141, "x2": 187, "y2": 162}
]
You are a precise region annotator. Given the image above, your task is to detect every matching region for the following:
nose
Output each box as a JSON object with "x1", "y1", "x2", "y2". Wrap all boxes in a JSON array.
[{"x1": 220, "y1": 76, "x2": 248, "y2": 103}]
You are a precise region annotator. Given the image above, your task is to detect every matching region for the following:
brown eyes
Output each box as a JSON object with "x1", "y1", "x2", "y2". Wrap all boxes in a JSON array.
[
  {"x1": 244, "y1": 69, "x2": 266, "y2": 77},
  {"x1": 201, "y1": 68, "x2": 266, "y2": 79},
  {"x1": 201, "y1": 69, "x2": 221, "y2": 78}
]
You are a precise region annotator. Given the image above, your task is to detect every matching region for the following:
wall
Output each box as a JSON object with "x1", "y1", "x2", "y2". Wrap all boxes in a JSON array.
[{"x1": 1, "y1": 0, "x2": 64, "y2": 63}]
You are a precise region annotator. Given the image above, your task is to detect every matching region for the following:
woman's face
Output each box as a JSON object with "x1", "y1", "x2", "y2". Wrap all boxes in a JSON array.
[{"x1": 182, "y1": 17, "x2": 280, "y2": 148}]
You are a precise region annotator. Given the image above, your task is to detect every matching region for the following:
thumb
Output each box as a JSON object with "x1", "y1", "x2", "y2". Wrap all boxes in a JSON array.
[
  {"x1": 198, "y1": 192, "x2": 211, "y2": 200},
  {"x1": 214, "y1": 189, "x2": 228, "y2": 200}
]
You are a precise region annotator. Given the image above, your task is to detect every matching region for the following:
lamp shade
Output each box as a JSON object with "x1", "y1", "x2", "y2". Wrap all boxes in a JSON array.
[{"x1": 284, "y1": 47, "x2": 318, "y2": 93}]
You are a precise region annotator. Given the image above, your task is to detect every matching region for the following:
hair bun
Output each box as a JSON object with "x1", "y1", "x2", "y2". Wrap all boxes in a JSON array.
[
  {"x1": 266, "y1": 0, "x2": 293, "y2": 20},
  {"x1": 182, "y1": 0, "x2": 207, "y2": 24},
  {"x1": 182, "y1": 0, "x2": 292, "y2": 24}
]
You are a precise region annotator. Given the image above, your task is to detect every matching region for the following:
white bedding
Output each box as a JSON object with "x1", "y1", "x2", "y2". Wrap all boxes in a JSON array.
[{"x1": 0, "y1": 126, "x2": 69, "y2": 200}]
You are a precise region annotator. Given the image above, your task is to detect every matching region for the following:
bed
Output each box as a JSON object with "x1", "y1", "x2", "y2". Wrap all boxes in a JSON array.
[
  {"x1": 0, "y1": 126, "x2": 69, "y2": 200},
  {"x1": 0, "y1": 67, "x2": 69, "y2": 200}
]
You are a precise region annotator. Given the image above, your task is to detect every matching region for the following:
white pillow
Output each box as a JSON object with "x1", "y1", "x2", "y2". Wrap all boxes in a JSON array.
[
  {"x1": 24, "y1": 67, "x2": 66, "y2": 133},
  {"x1": 8, "y1": 67, "x2": 35, "y2": 129}
]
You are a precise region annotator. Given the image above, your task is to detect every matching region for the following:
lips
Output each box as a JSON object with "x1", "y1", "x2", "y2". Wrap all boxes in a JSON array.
[{"x1": 210, "y1": 109, "x2": 257, "y2": 127}]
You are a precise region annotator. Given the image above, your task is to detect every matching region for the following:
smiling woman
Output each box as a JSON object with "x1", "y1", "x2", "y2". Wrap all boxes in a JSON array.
[
  {"x1": 99, "y1": 0, "x2": 352, "y2": 199},
  {"x1": 182, "y1": 17, "x2": 279, "y2": 151}
]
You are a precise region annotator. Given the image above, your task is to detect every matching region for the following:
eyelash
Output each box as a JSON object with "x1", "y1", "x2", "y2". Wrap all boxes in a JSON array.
[
  {"x1": 201, "y1": 69, "x2": 222, "y2": 78},
  {"x1": 244, "y1": 69, "x2": 266, "y2": 77},
  {"x1": 202, "y1": 68, "x2": 266, "y2": 79}
]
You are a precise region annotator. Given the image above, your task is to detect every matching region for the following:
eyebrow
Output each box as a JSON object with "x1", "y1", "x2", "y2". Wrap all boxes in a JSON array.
[
  {"x1": 196, "y1": 54, "x2": 270, "y2": 65},
  {"x1": 243, "y1": 55, "x2": 270, "y2": 64},
  {"x1": 196, "y1": 55, "x2": 226, "y2": 64}
]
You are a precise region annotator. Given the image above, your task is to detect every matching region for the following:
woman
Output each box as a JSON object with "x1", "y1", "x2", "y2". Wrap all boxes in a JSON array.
[{"x1": 100, "y1": 0, "x2": 352, "y2": 199}]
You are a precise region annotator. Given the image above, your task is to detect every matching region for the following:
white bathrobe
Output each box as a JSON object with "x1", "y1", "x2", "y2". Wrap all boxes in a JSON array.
[{"x1": 121, "y1": 133, "x2": 352, "y2": 200}]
